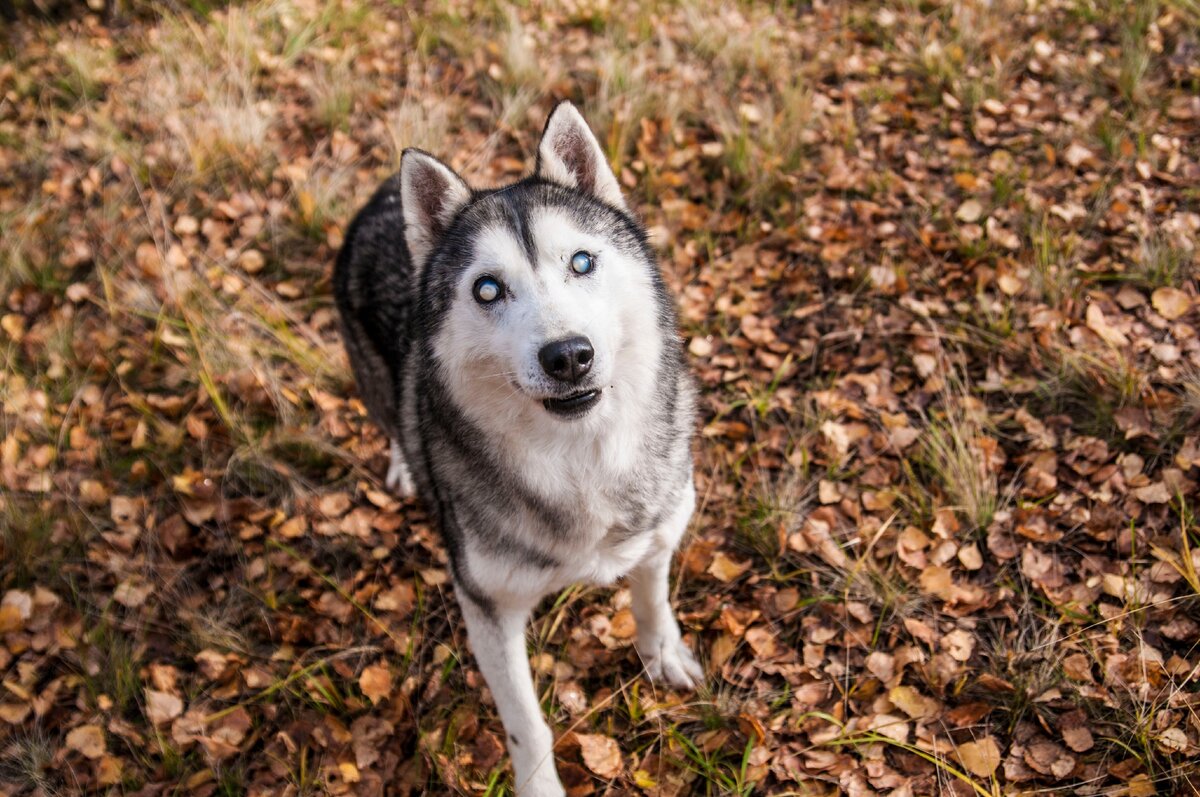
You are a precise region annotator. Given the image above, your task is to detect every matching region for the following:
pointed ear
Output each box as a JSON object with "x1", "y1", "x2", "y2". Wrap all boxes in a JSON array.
[
  {"x1": 400, "y1": 149, "x2": 472, "y2": 270},
  {"x1": 535, "y1": 101, "x2": 626, "y2": 211}
]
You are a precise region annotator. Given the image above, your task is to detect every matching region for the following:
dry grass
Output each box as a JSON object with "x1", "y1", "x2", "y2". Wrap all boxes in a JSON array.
[
  {"x1": 134, "y1": 12, "x2": 276, "y2": 179},
  {"x1": 3, "y1": 0, "x2": 1199, "y2": 793}
]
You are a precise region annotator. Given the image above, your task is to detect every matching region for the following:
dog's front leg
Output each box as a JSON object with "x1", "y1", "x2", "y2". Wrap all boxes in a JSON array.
[
  {"x1": 629, "y1": 482, "x2": 703, "y2": 689},
  {"x1": 458, "y1": 594, "x2": 564, "y2": 797},
  {"x1": 628, "y1": 550, "x2": 703, "y2": 689}
]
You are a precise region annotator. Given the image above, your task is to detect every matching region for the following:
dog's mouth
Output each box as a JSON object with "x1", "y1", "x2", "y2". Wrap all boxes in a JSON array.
[{"x1": 542, "y1": 389, "x2": 602, "y2": 418}]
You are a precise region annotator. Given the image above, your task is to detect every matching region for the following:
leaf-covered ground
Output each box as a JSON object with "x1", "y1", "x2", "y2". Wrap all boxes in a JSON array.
[{"x1": 2, "y1": 1, "x2": 1199, "y2": 794}]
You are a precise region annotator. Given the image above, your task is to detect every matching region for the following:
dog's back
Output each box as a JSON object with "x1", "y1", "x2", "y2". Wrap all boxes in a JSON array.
[{"x1": 333, "y1": 174, "x2": 414, "y2": 442}]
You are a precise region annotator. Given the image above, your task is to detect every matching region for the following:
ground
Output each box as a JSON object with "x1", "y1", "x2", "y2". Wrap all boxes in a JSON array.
[{"x1": 1, "y1": 0, "x2": 1199, "y2": 794}]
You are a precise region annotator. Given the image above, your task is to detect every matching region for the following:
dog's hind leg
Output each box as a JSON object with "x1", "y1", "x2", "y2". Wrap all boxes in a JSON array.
[
  {"x1": 458, "y1": 594, "x2": 564, "y2": 797},
  {"x1": 629, "y1": 481, "x2": 704, "y2": 689},
  {"x1": 385, "y1": 440, "x2": 416, "y2": 498}
]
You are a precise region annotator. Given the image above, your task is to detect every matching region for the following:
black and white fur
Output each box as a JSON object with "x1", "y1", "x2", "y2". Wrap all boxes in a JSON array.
[{"x1": 334, "y1": 102, "x2": 700, "y2": 796}]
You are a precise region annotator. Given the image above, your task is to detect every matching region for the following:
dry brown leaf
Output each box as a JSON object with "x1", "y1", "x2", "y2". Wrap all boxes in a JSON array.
[
  {"x1": 958, "y1": 736, "x2": 1001, "y2": 777},
  {"x1": 145, "y1": 689, "x2": 184, "y2": 725},
  {"x1": 708, "y1": 551, "x2": 750, "y2": 583},
  {"x1": 0, "y1": 604, "x2": 23, "y2": 634},
  {"x1": 577, "y1": 732, "x2": 623, "y2": 779},
  {"x1": 943, "y1": 629, "x2": 976, "y2": 662},
  {"x1": 1156, "y1": 727, "x2": 1187, "y2": 755},
  {"x1": 1062, "y1": 725, "x2": 1094, "y2": 752},
  {"x1": 113, "y1": 577, "x2": 154, "y2": 608},
  {"x1": 1151, "y1": 287, "x2": 1192, "y2": 320},
  {"x1": 66, "y1": 724, "x2": 107, "y2": 759},
  {"x1": 359, "y1": 663, "x2": 392, "y2": 705},
  {"x1": 338, "y1": 760, "x2": 361, "y2": 783},
  {"x1": 609, "y1": 608, "x2": 637, "y2": 639},
  {"x1": 867, "y1": 712, "x2": 910, "y2": 743},
  {"x1": 744, "y1": 626, "x2": 778, "y2": 659},
  {"x1": 98, "y1": 755, "x2": 124, "y2": 785},
  {"x1": 918, "y1": 565, "x2": 954, "y2": 600},
  {"x1": 865, "y1": 651, "x2": 895, "y2": 682},
  {"x1": 955, "y1": 199, "x2": 983, "y2": 223},
  {"x1": 1085, "y1": 303, "x2": 1129, "y2": 347}
]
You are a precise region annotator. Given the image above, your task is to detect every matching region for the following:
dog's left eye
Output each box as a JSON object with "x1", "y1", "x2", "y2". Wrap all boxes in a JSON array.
[
  {"x1": 570, "y1": 251, "x2": 594, "y2": 275},
  {"x1": 473, "y1": 276, "x2": 504, "y2": 304}
]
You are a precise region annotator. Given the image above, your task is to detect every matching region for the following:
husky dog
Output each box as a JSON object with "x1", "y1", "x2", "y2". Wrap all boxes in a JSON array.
[{"x1": 334, "y1": 102, "x2": 700, "y2": 796}]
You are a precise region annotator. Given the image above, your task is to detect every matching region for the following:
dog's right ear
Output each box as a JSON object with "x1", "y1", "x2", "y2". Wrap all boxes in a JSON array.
[
  {"x1": 536, "y1": 101, "x2": 626, "y2": 211},
  {"x1": 401, "y1": 149, "x2": 471, "y2": 270}
]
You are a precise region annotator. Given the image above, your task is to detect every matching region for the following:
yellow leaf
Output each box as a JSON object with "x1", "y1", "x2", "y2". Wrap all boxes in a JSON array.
[
  {"x1": 98, "y1": 755, "x2": 124, "y2": 786},
  {"x1": 609, "y1": 608, "x2": 637, "y2": 639},
  {"x1": 297, "y1": 190, "x2": 316, "y2": 224},
  {"x1": 633, "y1": 769, "x2": 658, "y2": 789},
  {"x1": 1152, "y1": 287, "x2": 1192, "y2": 320},
  {"x1": 707, "y1": 551, "x2": 750, "y2": 583},
  {"x1": 339, "y1": 760, "x2": 361, "y2": 783},
  {"x1": 0, "y1": 605, "x2": 23, "y2": 634},
  {"x1": 957, "y1": 736, "x2": 1001, "y2": 777},
  {"x1": 889, "y1": 686, "x2": 940, "y2": 719}
]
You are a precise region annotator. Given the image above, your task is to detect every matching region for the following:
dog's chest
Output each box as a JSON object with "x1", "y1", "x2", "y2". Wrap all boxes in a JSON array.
[
  {"x1": 553, "y1": 493, "x2": 658, "y2": 585},
  {"x1": 518, "y1": 438, "x2": 660, "y2": 557}
]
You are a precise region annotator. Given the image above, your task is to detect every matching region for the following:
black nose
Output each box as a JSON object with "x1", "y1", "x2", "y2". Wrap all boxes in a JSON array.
[{"x1": 538, "y1": 336, "x2": 594, "y2": 383}]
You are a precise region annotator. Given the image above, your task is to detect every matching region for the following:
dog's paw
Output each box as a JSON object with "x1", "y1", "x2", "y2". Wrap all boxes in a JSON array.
[
  {"x1": 517, "y1": 781, "x2": 566, "y2": 797},
  {"x1": 512, "y1": 764, "x2": 565, "y2": 797},
  {"x1": 386, "y1": 443, "x2": 416, "y2": 498},
  {"x1": 641, "y1": 636, "x2": 703, "y2": 690}
]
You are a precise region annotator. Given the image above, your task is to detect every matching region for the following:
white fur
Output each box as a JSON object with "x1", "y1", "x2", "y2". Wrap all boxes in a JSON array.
[{"x1": 386, "y1": 439, "x2": 415, "y2": 498}]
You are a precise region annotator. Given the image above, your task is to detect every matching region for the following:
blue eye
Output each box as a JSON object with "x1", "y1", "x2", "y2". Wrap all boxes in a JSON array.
[
  {"x1": 570, "y1": 251, "x2": 594, "y2": 275},
  {"x1": 473, "y1": 276, "x2": 503, "y2": 304}
]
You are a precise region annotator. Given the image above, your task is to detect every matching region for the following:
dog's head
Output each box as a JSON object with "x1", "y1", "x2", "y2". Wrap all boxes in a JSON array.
[{"x1": 404, "y1": 102, "x2": 672, "y2": 432}]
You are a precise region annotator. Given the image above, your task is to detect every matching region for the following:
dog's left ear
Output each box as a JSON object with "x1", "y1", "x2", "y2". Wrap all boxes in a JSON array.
[
  {"x1": 536, "y1": 101, "x2": 626, "y2": 211},
  {"x1": 401, "y1": 148, "x2": 472, "y2": 271}
]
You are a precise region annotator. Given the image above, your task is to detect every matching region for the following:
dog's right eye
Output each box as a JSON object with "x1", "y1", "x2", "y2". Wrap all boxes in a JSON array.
[{"x1": 473, "y1": 276, "x2": 504, "y2": 304}]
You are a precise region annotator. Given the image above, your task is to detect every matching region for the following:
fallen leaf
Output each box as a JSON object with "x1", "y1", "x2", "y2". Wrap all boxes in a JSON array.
[
  {"x1": 943, "y1": 629, "x2": 976, "y2": 662},
  {"x1": 113, "y1": 578, "x2": 153, "y2": 608},
  {"x1": 868, "y1": 712, "x2": 910, "y2": 743},
  {"x1": 66, "y1": 724, "x2": 107, "y2": 759},
  {"x1": 708, "y1": 551, "x2": 750, "y2": 583},
  {"x1": 1085, "y1": 303, "x2": 1129, "y2": 347},
  {"x1": 98, "y1": 755, "x2": 124, "y2": 785},
  {"x1": 1062, "y1": 725, "x2": 1094, "y2": 753},
  {"x1": 958, "y1": 736, "x2": 1001, "y2": 777},
  {"x1": 145, "y1": 689, "x2": 183, "y2": 725},
  {"x1": 359, "y1": 663, "x2": 392, "y2": 705},
  {"x1": 955, "y1": 199, "x2": 983, "y2": 223},
  {"x1": 1064, "y1": 142, "x2": 1094, "y2": 168},
  {"x1": 577, "y1": 732, "x2": 623, "y2": 779},
  {"x1": 889, "y1": 685, "x2": 940, "y2": 719},
  {"x1": 1151, "y1": 287, "x2": 1191, "y2": 320}
]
